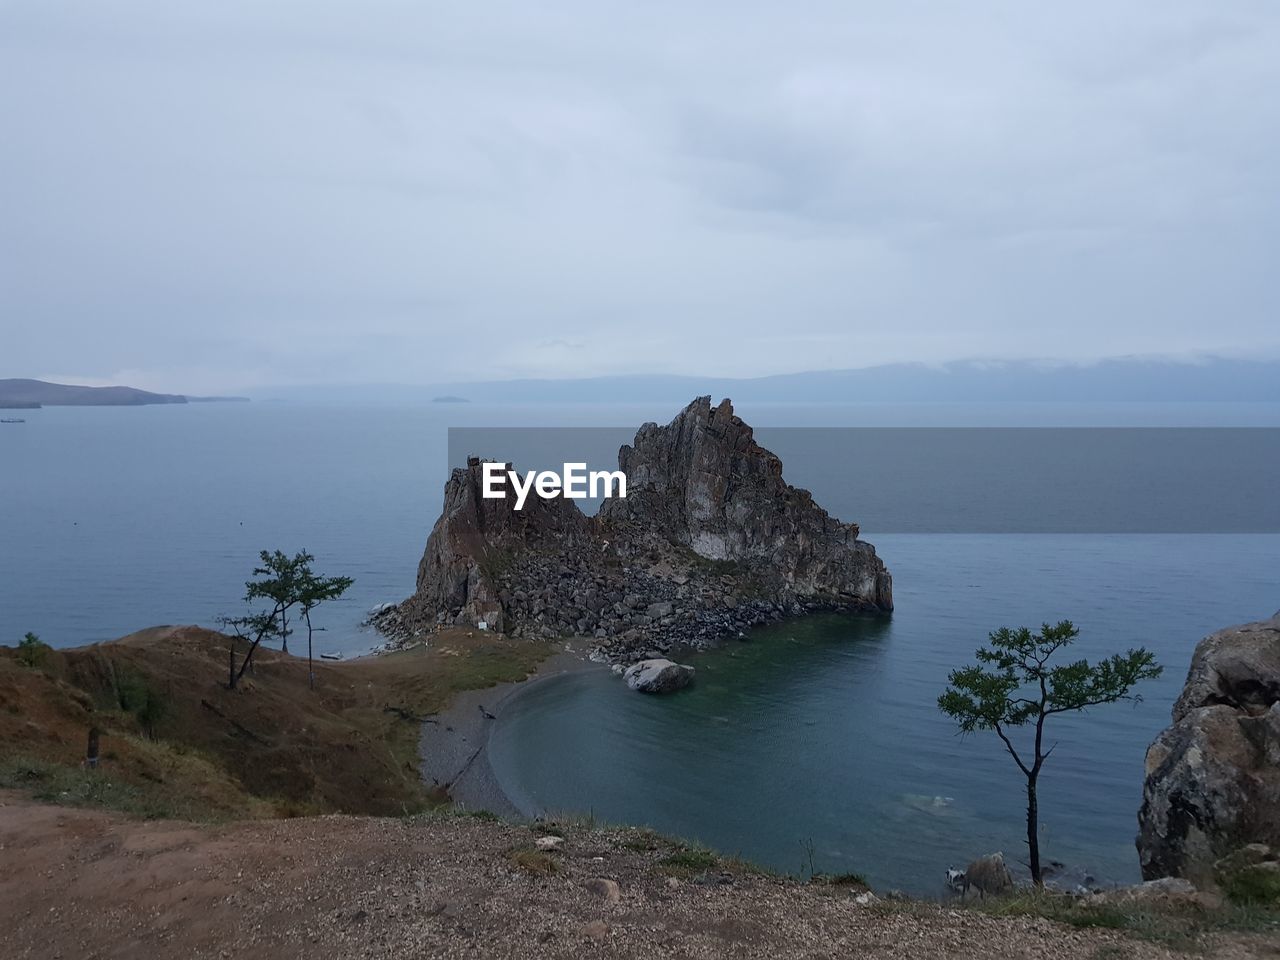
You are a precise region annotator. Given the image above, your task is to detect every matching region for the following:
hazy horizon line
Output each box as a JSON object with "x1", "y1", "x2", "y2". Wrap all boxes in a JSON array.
[{"x1": 18, "y1": 349, "x2": 1280, "y2": 396}]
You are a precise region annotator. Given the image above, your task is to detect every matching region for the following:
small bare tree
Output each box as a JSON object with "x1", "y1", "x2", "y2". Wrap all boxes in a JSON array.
[{"x1": 938, "y1": 620, "x2": 1161, "y2": 886}]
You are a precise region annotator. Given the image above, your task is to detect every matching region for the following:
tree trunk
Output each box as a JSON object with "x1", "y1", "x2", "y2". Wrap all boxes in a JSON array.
[
  {"x1": 306, "y1": 611, "x2": 315, "y2": 691},
  {"x1": 1026, "y1": 772, "x2": 1042, "y2": 885},
  {"x1": 86, "y1": 727, "x2": 100, "y2": 769},
  {"x1": 234, "y1": 637, "x2": 264, "y2": 686},
  {"x1": 228, "y1": 645, "x2": 237, "y2": 690}
]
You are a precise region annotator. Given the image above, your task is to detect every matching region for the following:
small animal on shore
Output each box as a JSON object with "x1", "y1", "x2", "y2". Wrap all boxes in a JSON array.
[
  {"x1": 478, "y1": 705, "x2": 497, "y2": 720},
  {"x1": 961, "y1": 852, "x2": 1014, "y2": 900},
  {"x1": 945, "y1": 867, "x2": 966, "y2": 892}
]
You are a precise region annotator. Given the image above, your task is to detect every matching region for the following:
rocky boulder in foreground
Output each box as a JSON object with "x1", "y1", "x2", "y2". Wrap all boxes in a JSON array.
[
  {"x1": 1137, "y1": 613, "x2": 1280, "y2": 884},
  {"x1": 398, "y1": 397, "x2": 892, "y2": 660}
]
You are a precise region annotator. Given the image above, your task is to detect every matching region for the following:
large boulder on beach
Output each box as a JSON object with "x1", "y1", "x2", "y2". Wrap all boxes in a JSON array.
[
  {"x1": 1137, "y1": 613, "x2": 1280, "y2": 884},
  {"x1": 623, "y1": 659, "x2": 695, "y2": 694}
]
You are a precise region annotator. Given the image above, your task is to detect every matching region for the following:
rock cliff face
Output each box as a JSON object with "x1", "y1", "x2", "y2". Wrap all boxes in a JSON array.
[
  {"x1": 1137, "y1": 613, "x2": 1280, "y2": 884},
  {"x1": 399, "y1": 397, "x2": 892, "y2": 658},
  {"x1": 599, "y1": 397, "x2": 893, "y2": 607},
  {"x1": 410, "y1": 458, "x2": 593, "y2": 634}
]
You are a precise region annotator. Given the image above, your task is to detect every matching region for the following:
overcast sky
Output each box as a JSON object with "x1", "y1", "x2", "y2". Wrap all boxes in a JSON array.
[{"x1": 2, "y1": 2, "x2": 1278, "y2": 393}]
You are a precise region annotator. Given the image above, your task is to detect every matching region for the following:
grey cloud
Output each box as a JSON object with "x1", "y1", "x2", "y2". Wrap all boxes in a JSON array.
[{"x1": 1, "y1": 1, "x2": 1278, "y2": 393}]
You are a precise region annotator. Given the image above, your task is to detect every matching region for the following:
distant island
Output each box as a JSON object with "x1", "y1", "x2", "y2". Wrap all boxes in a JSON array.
[
  {"x1": 0, "y1": 379, "x2": 249, "y2": 409},
  {"x1": 431, "y1": 395, "x2": 470, "y2": 403}
]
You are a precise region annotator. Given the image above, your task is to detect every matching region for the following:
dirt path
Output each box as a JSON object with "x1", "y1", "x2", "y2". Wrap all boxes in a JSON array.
[{"x1": 1, "y1": 792, "x2": 1272, "y2": 960}]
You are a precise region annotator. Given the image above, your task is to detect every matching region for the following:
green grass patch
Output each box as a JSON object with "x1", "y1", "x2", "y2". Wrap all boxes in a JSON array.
[
  {"x1": 533, "y1": 810, "x2": 602, "y2": 832},
  {"x1": 966, "y1": 888, "x2": 1280, "y2": 952},
  {"x1": 619, "y1": 828, "x2": 662, "y2": 853},
  {"x1": 461, "y1": 808, "x2": 503, "y2": 822},
  {"x1": 658, "y1": 844, "x2": 721, "y2": 877},
  {"x1": 1219, "y1": 865, "x2": 1280, "y2": 907},
  {"x1": 0, "y1": 752, "x2": 262, "y2": 821},
  {"x1": 810, "y1": 871, "x2": 870, "y2": 889}
]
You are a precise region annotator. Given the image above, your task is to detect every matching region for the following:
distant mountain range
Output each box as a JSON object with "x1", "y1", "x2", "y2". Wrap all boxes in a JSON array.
[
  {"x1": 0, "y1": 379, "x2": 249, "y2": 409},
  {"x1": 9, "y1": 357, "x2": 1280, "y2": 408},
  {"x1": 262, "y1": 356, "x2": 1280, "y2": 405}
]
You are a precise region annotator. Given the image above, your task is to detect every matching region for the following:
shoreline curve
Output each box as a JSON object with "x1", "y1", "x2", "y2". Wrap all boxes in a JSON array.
[{"x1": 417, "y1": 641, "x2": 603, "y2": 817}]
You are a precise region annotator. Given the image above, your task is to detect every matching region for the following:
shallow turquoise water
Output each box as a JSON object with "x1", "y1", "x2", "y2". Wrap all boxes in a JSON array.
[{"x1": 487, "y1": 534, "x2": 1280, "y2": 894}]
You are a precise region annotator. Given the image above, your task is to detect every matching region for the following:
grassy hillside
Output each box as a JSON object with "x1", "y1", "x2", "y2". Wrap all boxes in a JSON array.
[{"x1": 0, "y1": 625, "x2": 549, "y2": 819}]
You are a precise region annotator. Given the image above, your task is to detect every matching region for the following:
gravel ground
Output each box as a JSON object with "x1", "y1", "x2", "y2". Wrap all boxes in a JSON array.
[{"x1": 2, "y1": 793, "x2": 1273, "y2": 960}]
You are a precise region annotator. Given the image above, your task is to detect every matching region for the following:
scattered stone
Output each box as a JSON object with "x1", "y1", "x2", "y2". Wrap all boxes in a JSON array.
[
  {"x1": 583, "y1": 878, "x2": 620, "y2": 903},
  {"x1": 693, "y1": 871, "x2": 736, "y2": 886},
  {"x1": 1121, "y1": 877, "x2": 1196, "y2": 897},
  {"x1": 580, "y1": 920, "x2": 610, "y2": 940},
  {"x1": 534, "y1": 836, "x2": 563, "y2": 851},
  {"x1": 646, "y1": 600, "x2": 674, "y2": 619},
  {"x1": 1084, "y1": 876, "x2": 1221, "y2": 911}
]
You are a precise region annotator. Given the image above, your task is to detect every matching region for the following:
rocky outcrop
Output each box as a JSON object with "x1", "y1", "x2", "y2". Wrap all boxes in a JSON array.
[
  {"x1": 397, "y1": 397, "x2": 892, "y2": 659},
  {"x1": 409, "y1": 457, "x2": 593, "y2": 634},
  {"x1": 600, "y1": 397, "x2": 893, "y2": 608},
  {"x1": 1137, "y1": 613, "x2": 1280, "y2": 884},
  {"x1": 623, "y1": 659, "x2": 695, "y2": 694}
]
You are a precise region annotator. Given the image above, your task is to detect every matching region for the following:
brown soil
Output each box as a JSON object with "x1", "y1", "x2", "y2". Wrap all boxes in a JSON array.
[
  {"x1": 4, "y1": 791, "x2": 1272, "y2": 960},
  {"x1": 0, "y1": 625, "x2": 549, "y2": 817}
]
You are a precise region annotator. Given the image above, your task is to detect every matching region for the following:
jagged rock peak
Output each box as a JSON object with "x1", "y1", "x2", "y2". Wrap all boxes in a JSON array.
[
  {"x1": 600, "y1": 397, "x2": 890, "y2": 606},
  {"x1": 411, "y1": 457, "x2": 592, "y2": 632},
  {"x1": 600, "y1": 396, "x2": 804, "y2": 556}
]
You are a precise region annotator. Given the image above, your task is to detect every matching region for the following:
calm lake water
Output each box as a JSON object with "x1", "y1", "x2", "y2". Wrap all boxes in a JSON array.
[
  {"x1": 2, "y1": 400, "x2": 1278, "y2": 893},
  {"x1": 488, "y1": 535, "x2": 1279, "y2": 893}
]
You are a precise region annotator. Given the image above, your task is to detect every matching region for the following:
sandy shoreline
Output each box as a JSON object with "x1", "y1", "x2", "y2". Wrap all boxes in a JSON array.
[{"x1": 417, "y1": 639, "x2": 604, "y2": 817}]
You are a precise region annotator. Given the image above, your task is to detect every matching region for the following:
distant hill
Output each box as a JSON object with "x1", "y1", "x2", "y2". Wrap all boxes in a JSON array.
[
  {"x1": 0, "y1": 379, "x2": 247, "y2": 409},
  {"x1": 264, "y1": 356, "x2": 1280, "y2": 405},
  {"x1": 438, "y1": 357, "x2": 1280, "y2": 403}
]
